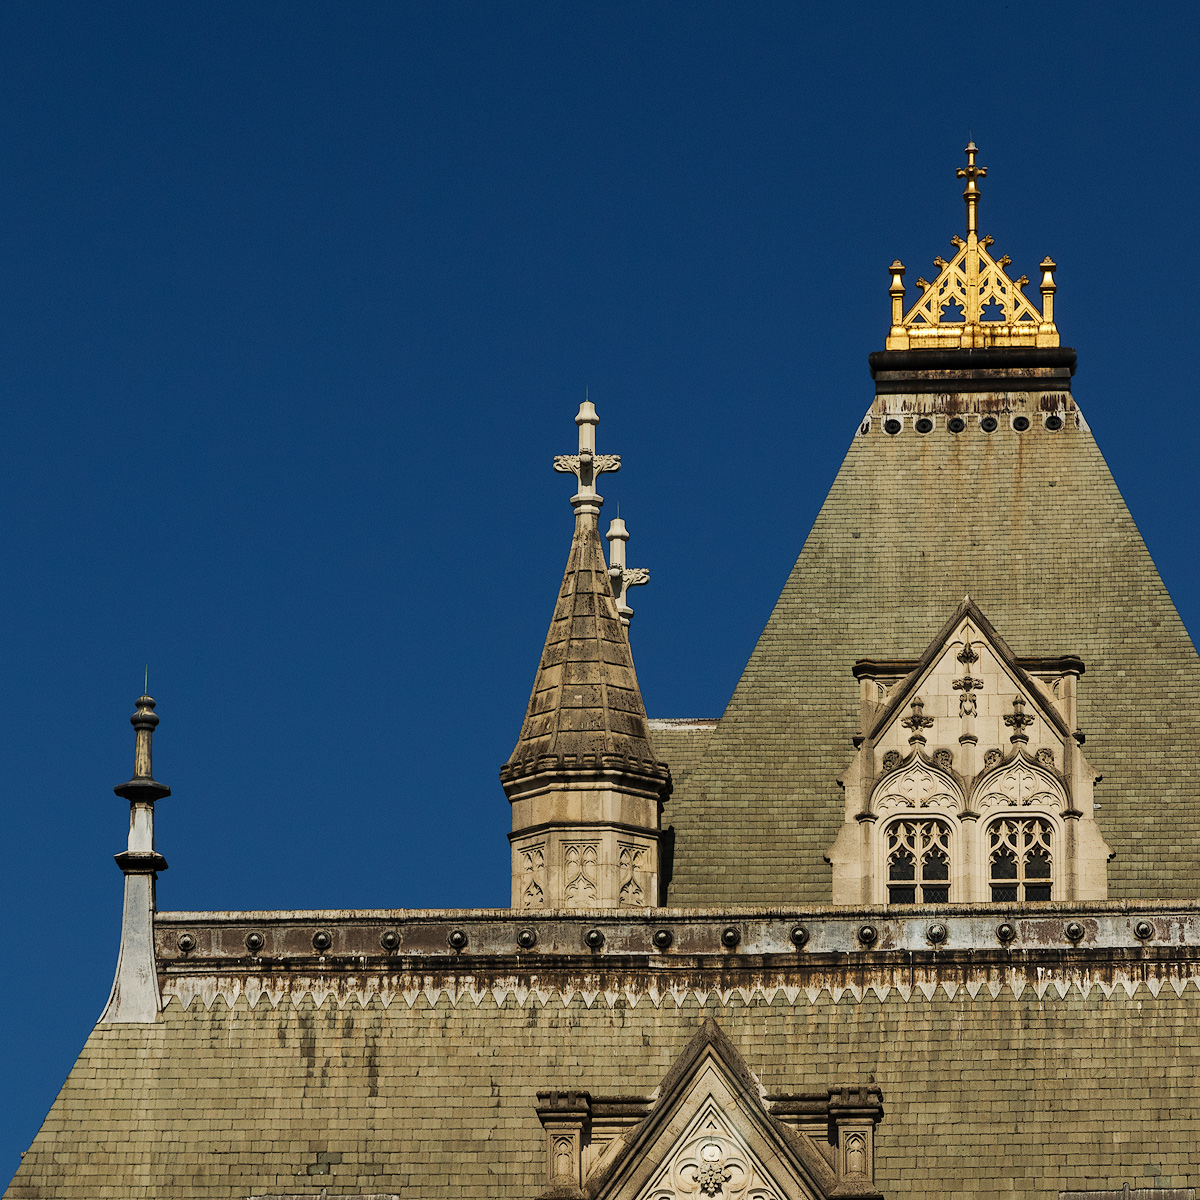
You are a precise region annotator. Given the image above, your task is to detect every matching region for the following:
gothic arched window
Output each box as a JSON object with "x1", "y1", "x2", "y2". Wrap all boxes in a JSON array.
[
  {"x1": 885, "y1": 819, "x2": 951, "y2": 904},
  {"x1": 987, "y1": 817, "x2": 1054, "y2": 901}
]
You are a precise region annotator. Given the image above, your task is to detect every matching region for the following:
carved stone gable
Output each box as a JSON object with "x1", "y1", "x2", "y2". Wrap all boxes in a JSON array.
[
  {"x1": 872, "y1": 758, "x2": 964, "y2": 815},
  {"x1": 537, "y1": 1021, "x2": 881, "y2": 1200},
  {"x1": 973, "y1": 757, "x2": 1066, "y2": 815},
  {"x1": 637, "y1": 1098, "x2": 788, "y2": 1199}
]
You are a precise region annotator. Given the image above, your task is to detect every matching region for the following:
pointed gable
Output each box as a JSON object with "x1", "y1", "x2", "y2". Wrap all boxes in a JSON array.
[
  {"x1": 578, "y1": 1021, "x2": 872, "y2": 1200},
  {"x1": 861, "y1": 596, "x2": 1073, "y2": 779},
  {"x1": 827, "y1": 599, "x2": 1110, "y2": 905}
]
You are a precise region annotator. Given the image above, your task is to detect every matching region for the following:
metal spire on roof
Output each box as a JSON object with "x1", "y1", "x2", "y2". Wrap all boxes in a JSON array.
[{"x1": 957, "y1": 140, "x2": 987, "y2": 237}]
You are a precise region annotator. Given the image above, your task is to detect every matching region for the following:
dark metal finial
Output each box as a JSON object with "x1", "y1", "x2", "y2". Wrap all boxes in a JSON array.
[{"x1": 114, "y1": 693, "x2": 171, "y2": 803}]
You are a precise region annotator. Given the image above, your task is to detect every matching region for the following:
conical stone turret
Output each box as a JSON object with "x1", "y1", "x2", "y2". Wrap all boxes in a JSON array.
[{"x1": 502, "y1": 402, "x2": 670, "y2": 909}]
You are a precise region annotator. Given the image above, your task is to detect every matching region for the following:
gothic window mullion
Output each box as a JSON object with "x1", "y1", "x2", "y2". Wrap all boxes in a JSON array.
[
  {"x1": 886, "y1": 819, "x2": 952, "y2": 905},
  {"x1": 988, "y1": 817, "x2": 1054, "y2": 902}
]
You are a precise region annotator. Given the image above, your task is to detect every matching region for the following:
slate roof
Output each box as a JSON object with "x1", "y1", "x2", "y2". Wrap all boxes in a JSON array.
[
  {"x1": 662, "y1": 356, "x2": 1200, "y2": 904},
  {"x1": 9, "y1": 967, "x2": 1200, "y2": 1199}
]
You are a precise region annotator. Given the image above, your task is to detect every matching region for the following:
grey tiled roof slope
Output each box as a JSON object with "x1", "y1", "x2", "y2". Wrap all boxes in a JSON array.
[
  {"x1": 8, "y1": 990, "x2": 1200, "y2": 1199},
  {"x1": 646, "y1": 720, "x2": 715, "y2": 789},
  {"x1": 664, "y1": 408, "x2": 1200, "y2": 904}
]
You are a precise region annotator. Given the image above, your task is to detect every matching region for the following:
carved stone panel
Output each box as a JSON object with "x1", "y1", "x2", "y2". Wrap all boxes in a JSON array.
[
  {"x1": 564, "y1": 842, "x2": 600, "y2": 907},
  {"x1": 872, "y1": 761, "x2": 963, "y2": 815},
  {"x1": 973, "y1": 759, "x2": 1065, "y2": 815},
  {"x1": 619, "y1": 842, "x2": 647, "y2": 907},
  {"x1": 520, "y1": 843, "x2": 546, "y2": 909}
]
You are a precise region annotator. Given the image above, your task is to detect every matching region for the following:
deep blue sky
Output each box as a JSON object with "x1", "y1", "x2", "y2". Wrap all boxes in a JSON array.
[{"x1": 3, "y1": 1, "x2": 1199, "y2": 1181}]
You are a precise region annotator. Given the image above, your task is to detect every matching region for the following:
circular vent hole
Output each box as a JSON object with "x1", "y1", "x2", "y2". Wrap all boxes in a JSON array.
[
  {"x1": 980, "y1": 416, "x2": 998, "y2": 433},
  {"x1": 915, "y1": 417, "x2": 934, "y2": 434},
  {"x1": 883, "y1": 418, "x2": 902, "y2": 435},
  {"x1": 1013, "y1": 416, "x2": 1030, "y2": 432},
  {"x1": 947, "y1": 416, "x2": 966, "y2": 433},
  {"x1": 1045, "y1": 414, "x2": 1063, "y2": 431}
]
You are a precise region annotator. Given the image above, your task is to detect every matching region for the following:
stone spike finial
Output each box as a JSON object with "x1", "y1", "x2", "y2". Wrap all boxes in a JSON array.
[
  {"x1": 606, "y1": 516, "x2": 651, "y2": 628},
  {"x1": 900, "y1": 697, "x2": 934, "y2": 747},
  {"x1": 553, "y1": 400, "x2": 621, "y2": 522},
  {"x1": 101, "y1": 692, "x2": 171, "y2": 1024}
]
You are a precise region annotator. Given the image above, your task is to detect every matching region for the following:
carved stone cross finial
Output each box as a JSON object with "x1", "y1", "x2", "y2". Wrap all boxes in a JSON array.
[
  {"x1": 553, "y1": 400, "x2": 621, "y2": 521},
  {"x1": 952, "y1": 639, "x2": 984, "y2": 716},
  {"x1": 1003, "y1": 695, "x2": 1036, "y2": 744},
  {"x1": 956, "y1": 141, "x2": 987, "y2": 237},
  {"x1": 900, "y1": 697, "x2": 935, "y2": 746},
  {"x1": 606, "y1": 516, "x2": 649, "y2": 627}
]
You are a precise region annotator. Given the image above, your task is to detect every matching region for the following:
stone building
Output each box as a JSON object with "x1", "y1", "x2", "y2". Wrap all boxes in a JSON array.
[{"x1": 7, "y1": 145, "x2": 1200, "y2": 1200}]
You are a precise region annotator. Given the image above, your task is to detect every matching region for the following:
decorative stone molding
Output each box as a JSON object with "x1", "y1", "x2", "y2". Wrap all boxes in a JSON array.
[{"x1": 870, "y1": 757, "x2": 964, "y2": 815}]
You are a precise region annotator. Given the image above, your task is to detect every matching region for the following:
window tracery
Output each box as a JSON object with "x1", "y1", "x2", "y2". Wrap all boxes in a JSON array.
[
  {"x1": 886, "y1": 819, "x2": 951, "y2": 904},
  {"x1": 987, "y1": 817, "x2": 1054, "y2": 902}
]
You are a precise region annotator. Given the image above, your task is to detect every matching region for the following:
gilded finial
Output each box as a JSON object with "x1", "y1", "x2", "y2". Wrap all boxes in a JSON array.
[
  {"x1": 884, "y1": 143, "x2": 1059, "y2": 351},
  {"x1": 956, "y1": 141, "x2": 987, "y2": 237}
]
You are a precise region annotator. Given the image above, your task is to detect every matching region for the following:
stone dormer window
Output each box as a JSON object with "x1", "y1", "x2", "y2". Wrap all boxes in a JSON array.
[{"x1": 828, "y1": 598, "x2": 1112, "y2": 905}]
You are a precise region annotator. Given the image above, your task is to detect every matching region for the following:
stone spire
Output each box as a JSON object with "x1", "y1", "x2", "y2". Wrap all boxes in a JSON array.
[
  {"x1": 99, "y1": 692, "x2": 171, "y2": 1024},
  {"x1": 501, "y1": 402, "x2": 669, "y2": 910}
]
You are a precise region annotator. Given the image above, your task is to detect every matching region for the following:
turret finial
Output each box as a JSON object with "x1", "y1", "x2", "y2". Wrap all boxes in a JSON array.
[
  {"x1": 552, "y1": 400, "x2": 621, "y2": 524},
  {"x1": 115, "y1": 693, "x2": 171, "y2": 803},
  {"x1": 884, "y1": 144, "x2": 1059, "y2": 351},
  {"x1": 606, "y1": 516, "x2": 651, "y2": 628},
  {"x1": 101, "y1": 691, "x2": 171, "y2": 1024}
]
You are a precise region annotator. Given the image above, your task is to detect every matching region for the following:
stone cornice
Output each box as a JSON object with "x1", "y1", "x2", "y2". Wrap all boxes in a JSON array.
[
  {"x1": 155, "y1": 904, "x2": 1200, "y2": 1013},
  {"x1": 155, "y1": 905, "x2": 1200, "y2": 1013}
]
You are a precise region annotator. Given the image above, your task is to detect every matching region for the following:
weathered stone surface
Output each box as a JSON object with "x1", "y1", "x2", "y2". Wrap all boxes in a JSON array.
[{"x1": 505, "y1": 515, "x2": 658, "y2": 771}]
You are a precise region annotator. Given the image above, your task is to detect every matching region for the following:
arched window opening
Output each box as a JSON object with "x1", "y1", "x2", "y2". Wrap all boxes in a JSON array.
[
  {"x1": 988, "y1": 817, "x2": 1054, "y2": 902},
  {"x1": 886, "y1": 819, "x2": 951, "y2": 904}
]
